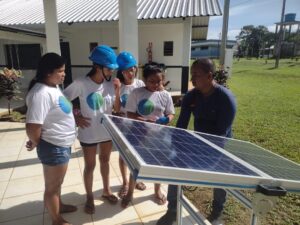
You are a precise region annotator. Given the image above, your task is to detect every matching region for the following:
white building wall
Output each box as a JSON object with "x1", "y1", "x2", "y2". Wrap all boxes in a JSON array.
[
  {"x1": 138, "y1": 22, "x2": 183, "y2": 92},
  {"x1": 1, "y1": 19, "x2": 187, "y2": 93}
]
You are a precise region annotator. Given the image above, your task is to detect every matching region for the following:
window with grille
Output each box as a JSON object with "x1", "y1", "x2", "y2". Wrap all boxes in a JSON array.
[
  {"x1": 5, "y1": 44, "x2": 41, "y2": 69},
  {"x1": 164, "y1": 41, "x2": 173, "y2": 56}
]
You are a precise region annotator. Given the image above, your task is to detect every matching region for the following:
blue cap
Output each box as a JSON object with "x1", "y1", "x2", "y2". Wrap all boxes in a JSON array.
[
  {"x1": 89, "y1": 45, "x2": 118, "y2": 70},
  {"x1": 117, "y1": 51, "x2": 137, "y2": 71}
]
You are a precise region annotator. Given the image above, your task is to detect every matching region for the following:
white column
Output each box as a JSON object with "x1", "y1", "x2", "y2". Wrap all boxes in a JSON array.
[
  {"x1": 182, "y1": 18, "x2": 192, "y2": 67},
  {"x1": 181, "y1": 17, "x2": 192, "y2": 93},
  {"x1": 43, "y1": 0, "x2": 61, "y2": 55},
  {"x1": 118, "y1": 0, "x2": 138, "y2": 63}
]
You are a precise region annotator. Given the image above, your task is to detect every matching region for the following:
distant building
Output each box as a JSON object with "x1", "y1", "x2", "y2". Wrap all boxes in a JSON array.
[
  {"x1": 274, "y1": 13, "x2": 300, "y2": 58},
  {"x1": 191, "y1": 39, "x2": 237, "y2": 59}
]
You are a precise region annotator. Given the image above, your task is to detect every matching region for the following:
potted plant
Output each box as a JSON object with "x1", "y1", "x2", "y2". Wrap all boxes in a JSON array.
[{"x1": 0, "y1": 67, "x2": 23, "y2": 115}]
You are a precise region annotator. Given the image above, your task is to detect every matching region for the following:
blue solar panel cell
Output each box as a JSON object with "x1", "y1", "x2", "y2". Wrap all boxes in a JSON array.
[{"x1": 110, "y1": 116, "x2": 258, "y2": 176}]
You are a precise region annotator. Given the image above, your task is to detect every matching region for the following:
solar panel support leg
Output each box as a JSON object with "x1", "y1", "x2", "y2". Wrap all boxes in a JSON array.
[
  {"x1": 227, "y1": 189, "x2": 278, "y2": 225},
  {"x1": 251, "y1": 192, "x2": 278, "y2": 224},
  {"x1": 176, "y1": 185, "x2": 183, "y2": 225}
]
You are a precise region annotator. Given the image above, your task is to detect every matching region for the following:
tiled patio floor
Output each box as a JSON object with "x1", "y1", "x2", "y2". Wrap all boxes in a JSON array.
[{"x1": 0, "y1": 122, "x2": 198, "y2": 225}]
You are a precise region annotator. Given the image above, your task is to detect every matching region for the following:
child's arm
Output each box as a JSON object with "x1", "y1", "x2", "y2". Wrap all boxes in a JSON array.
[
  {"x1": 167, "y1": 114, "x2": 174, "y2": 123},
  {"x1": 113, "y1": 78, "x2": 121, "y2": 113},
  {"x1": 156, "y1": 91, "x2": 175, "y2": 125}
]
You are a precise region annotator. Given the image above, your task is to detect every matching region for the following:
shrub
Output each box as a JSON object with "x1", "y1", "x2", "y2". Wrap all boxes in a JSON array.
[
  {"x1": 0, "y1": 68, "x2": 22, "y2": 114},
  {"x1": 213, "y1": 66, "x2": 229, "y2": 88}
]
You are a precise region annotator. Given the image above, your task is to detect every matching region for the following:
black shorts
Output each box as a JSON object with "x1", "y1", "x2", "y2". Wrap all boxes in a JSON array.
[{"x1": 80, "y1": 140, "x2": 111, "y2": 147}]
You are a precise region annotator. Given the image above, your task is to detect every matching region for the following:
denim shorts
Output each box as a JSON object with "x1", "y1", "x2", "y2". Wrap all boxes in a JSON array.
[{"x1": 37, "y1": 139, "x2": 71, "y2": 166}]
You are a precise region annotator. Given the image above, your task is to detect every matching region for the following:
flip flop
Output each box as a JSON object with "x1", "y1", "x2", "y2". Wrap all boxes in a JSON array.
[
  {"x1": 84, "y1": 202, "x2": 95, "y2": 214},
  {"x1": 52, "y1": 219, "x2": 72, "y2": 225},
  {"x1": 59, "y1": 204, "x2": 77, "y2": 213},
  {"x1": 118, "y1": 185, "x2": 129, "y2": 199},
  {"x1": 101, "y1": 194, "x2": 118, "y2": 204},
  {"x1": 155, "y1": 193, "x2": 167, "y2": 205},
  {"x1": 135, "y1": 182, "x2": 146, "y2": 191},
  {"x1": 121, "y1": 196, "x2": 132, "y2": 208}
]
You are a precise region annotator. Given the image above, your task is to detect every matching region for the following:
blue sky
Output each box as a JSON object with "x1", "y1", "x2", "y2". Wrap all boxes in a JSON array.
[{"x1": 207, "y1": 0, "x2": 300, "y2": 40}]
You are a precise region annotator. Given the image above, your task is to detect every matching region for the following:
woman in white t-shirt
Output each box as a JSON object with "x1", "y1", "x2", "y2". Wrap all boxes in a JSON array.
[
  {"x1": 26, "y1": 53, "x2": 77, "y2": 225},
  {"x1": 121, "y1": 64, "x2": 175, "y2": 208},
  {"x1": 63, "y1": 45, "x2": 120, "y2": 214},
  {"x1": 115, "y1": 52, "x2": 146, "y2": 199}
]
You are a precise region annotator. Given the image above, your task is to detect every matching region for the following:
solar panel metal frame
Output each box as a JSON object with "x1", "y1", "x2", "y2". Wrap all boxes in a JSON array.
[{"x1": 102, "y1": 114, "x2": 300, "y2": 191}]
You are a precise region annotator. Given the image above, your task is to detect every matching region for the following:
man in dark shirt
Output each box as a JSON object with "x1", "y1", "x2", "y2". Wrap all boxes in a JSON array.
[{"x1": 157, "y1": 58, "x2": 236, "y2": 225}]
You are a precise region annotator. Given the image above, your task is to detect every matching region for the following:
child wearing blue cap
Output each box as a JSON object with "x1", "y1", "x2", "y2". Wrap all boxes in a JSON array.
[
  {"x1": 64, "y1": 45, "x2": 120, "y2": 214},
  {"x1": 115, "y1": 51, "x2": 146, "y2": 199}
]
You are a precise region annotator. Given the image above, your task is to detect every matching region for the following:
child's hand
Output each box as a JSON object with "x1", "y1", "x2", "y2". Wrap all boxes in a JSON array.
[
  {"x1": 26, "y1": 140, "x2": 37, "y2": 151},
  {"x1": 155, "y1": 116, "x2": 169, "y2": 125},
  {"x1": 75, "y1": 115, "x2": 91, "y2": 128}
]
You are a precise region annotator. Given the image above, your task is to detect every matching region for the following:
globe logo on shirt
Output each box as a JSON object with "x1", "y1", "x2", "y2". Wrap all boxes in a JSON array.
[
  {"x1": 86, "y1": 92, "x2": 104, "y2": 110},
  {"x1": 120, "y1": 94, "x2": 128, "y2": 108},
  {"x1": 137, "y1": 99, "x2": 154, "y2": 116},
  {"x1": 59, "y1": 96, "x2": 72, "y2": 114}
]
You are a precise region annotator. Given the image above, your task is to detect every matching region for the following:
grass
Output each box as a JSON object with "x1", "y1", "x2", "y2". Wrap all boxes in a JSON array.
[
  {"x1": 177, "y1": 58, "x2": 300, "y2": 225},
  {"x1": 229, "y1": 59, "x2": 300, "y2": 163}
]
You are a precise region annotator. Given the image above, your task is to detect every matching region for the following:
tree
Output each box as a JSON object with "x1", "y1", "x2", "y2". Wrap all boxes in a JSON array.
[
  {"x1": 236, "y1": 25, "x2": 276, "y2": 58},
  {"x1": 0, "y1": 68, "x2": 22, "y2": 115}
]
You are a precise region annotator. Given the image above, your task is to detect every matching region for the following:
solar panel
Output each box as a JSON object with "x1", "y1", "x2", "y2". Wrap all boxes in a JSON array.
[
  {"x1": 196, "y1": 132, "x2": 300, "y2": 181},
  {"x1": 102, "y1": 115, "x2": 300, "y2": 192}
]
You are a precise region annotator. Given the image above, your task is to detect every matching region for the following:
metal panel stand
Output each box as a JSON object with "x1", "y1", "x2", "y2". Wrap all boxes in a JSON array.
[
  {"x1": 227, "y1": 189, "x2": 279, "y2": 225},
  {"x1": 176, "y1": 186, "x2": 209, "y2": 225},
  {"x1": 175, "y1": 188, "x2": 278, "y2": 225},
  {"x1": 176, "y1": 185, "x2": 183, "y2": 225}
]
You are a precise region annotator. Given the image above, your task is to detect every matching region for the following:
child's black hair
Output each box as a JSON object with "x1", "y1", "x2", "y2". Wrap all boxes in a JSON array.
[
  {"x1": 28, "y1": 52, "x2": 65, "y2": 91},
  {"x1": 86, "y1": 63, "x2": 103, "y2": 77},
  {"x1": 142, "y1": 64, "x2": 164, "y2": 80}
]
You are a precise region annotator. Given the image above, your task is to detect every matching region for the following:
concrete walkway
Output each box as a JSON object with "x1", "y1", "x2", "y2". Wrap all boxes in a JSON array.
[{"x1": 0, "y1": 122, "x2": 197, "y2": 225}]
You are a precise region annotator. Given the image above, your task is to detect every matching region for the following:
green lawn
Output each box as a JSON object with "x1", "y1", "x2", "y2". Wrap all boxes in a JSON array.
[
  {"x1": 230, "y1": 59, "x2": 300, "y2": 163},
  {"x1": 178, "y1": 58, "x2": 300, "y2": 225}
]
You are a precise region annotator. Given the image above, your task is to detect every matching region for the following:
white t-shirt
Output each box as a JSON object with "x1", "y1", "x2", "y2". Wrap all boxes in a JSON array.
[
  {"x1": 63, "y1": 76, "x2": 115, "y2": 143},
  {"x1": 120, "y1": 79, "x2": 144, "y2": 113},
  {"x1": 26, "y1": 83, "x2": 76, "y2": 147},
  {"x1": 126, "y1": 87, "x2": 175, "y2": 120}
]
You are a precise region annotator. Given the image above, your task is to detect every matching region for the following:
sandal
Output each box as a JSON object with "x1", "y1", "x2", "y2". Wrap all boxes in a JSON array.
[
  {"x1": 121, "y1": 196, "x2": 132, "y2": 208},
  {"x1": 118, "y1": 185, "x2": 129, "y2": 199},
  {"x1": 84, "y1": 202, "x2": 95, "y2": 214},
  {"x1": 59, "y1": 204, "x2": 77, "y2": 214},
  {"x1": 52, "y1": 219, "x2": 72, "y2": 225},
  {"x1": 101, "y1": 194, "x2": 118, "y2": 204},
  {"x1": 135, "y1": 182, "x2": 146, "y2": 191},
  {"x1": 155, "y1": 193, "x2": 167, "y2": 205}
]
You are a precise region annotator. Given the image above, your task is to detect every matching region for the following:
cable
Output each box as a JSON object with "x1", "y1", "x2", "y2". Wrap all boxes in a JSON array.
[{"x1": 231, "y1": 0, "x2": 253, "y2": 8}]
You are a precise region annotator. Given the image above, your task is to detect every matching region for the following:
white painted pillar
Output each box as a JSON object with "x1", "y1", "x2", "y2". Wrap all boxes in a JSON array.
[
  {"x1": 43, "y1": 0, "x2": 61, "y2": 55},
  {"x1": 118, "y1": 0, "x2": 138, "y2": 63},
  {"x1": 181, "y1": 17, "x2": 192, "y2": 93}
]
